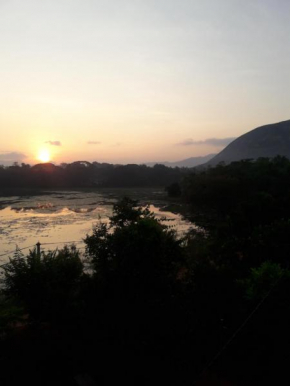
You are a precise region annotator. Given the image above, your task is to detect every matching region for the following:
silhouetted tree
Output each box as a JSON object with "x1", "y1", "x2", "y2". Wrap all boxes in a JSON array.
[{"x1": 3, "y1": 245, "x2": 83, "y2": 323}]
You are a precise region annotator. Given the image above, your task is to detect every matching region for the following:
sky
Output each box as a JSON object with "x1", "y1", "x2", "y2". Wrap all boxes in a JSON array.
[{"x1": 0, "y1": 0, "x2": 289, "y2": 165}]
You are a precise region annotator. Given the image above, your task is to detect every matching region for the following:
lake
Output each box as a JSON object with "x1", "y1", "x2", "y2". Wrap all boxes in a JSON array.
[{"x1": 0, "y1": 188, "x2": 193, "y2": 265}]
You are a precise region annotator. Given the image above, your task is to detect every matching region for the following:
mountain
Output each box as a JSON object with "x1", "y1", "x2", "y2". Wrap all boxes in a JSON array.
[
  {"x1": 206, "y1": 120, "x2": 290, "y2": 166},
  {"x1": 146, "y1": 154, "x2": 216, "y2": 168}
]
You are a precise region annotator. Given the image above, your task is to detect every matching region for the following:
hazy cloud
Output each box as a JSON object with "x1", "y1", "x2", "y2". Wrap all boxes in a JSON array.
[
  {"x1": 110, "y1": 142, "x2": 122, "y2": 147},
  {"x1": 177, "y1": 137, "x2": 236, "y2": 147},
  {"x1": 87, "y1": 141, "x2": 101, "y2": 145},
  {"x1": 46, "y1": 141, "x2": 61, "y2": 146},
  {"x1": 0, "y1": 152, "x2": 27, "y2": 165}
]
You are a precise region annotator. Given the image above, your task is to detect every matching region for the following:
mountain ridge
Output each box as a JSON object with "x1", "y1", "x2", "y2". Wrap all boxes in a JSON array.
[
  {"x1": 205, "y1": 120, "x2": 290, "y2": 166},
  {"x1": 145, "y1": 154, "x2": 216, "y2": 168}
]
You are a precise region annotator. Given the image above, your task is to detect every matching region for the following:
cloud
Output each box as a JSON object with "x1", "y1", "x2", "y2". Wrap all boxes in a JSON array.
[
  {"x1": 45, "y1": 141, "x2": 61, "y2": 146},
  {"x1": 0, "y1": 152, "x2": 27, "y2": 165},
  {"x1": 87, "y1": 141, "x2": 101, "y2": 145},
  {"x1": 176, "y1": 137, "x2": 236, "y2": 147}
]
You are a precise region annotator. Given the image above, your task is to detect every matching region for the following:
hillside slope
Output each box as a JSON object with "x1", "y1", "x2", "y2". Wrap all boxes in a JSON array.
[
  {"x1": 146, "y1": 154, "x2": 216, "y2": 168},
  {"x1": 206, "y1": 120, "x2": 290, "y2": 166}
]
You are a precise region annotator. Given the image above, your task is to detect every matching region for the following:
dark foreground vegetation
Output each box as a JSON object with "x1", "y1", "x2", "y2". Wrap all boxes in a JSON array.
[{"x1": 1, "y1": 157, "x2": 290, "y2": 385}]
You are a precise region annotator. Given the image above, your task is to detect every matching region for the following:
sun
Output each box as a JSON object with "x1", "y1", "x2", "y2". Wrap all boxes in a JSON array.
[{"x1": 38, "y1": 149, "x2": 51, "y2": 163}]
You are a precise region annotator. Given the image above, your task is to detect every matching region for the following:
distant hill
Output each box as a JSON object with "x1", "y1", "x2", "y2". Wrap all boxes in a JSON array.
[
  {"x1": 206, "y1": 120, "x2": 290, "y2": 166},
  {"x1": 146, "y1": 154, "x2": 216, "y2": 168}
]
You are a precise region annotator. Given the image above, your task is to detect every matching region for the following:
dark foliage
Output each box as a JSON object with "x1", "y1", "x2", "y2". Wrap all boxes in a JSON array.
[
  {"x1": 2, "y1": 245, "x2": 83, "y2": 323},
  {"x1": 2, "y1": 157, "x2": 290, "y2": 385},
  {"x1": 165, "y1": 182, "x2": 182, "y2": 197},
  {"x1": 182, "y1": 156, "x2": 290, "y2": 267},
  {"x1": 0, "y1": 161, "x2": 185, "y2": 190}
]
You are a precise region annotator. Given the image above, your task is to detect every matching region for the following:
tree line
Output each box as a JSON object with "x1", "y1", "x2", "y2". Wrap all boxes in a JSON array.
[{"x1": 0, "y1": 161, "x2": 185, "y2": 190}]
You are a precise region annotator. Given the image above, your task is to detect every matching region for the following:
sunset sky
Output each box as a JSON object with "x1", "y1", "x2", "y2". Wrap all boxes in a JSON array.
[{"x1": 0, "y1": 0, "x2": 289, "y2": 165}]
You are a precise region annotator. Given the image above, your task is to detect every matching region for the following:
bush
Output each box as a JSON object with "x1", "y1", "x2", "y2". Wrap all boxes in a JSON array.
[
  {"x1": 2, "y1": 245, "x2": 83, "y2": 323},
  {"x1": 240, "y1": 261, "x2": 287, "y2": 302},
  {"x1": 85, "y1": 197, "x2": 184, "y2": 287}
]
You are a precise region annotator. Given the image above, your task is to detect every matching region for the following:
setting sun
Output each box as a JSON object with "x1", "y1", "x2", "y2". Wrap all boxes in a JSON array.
[{"x1": 38, "y1": 149, "x2": 51, "y2": 163}]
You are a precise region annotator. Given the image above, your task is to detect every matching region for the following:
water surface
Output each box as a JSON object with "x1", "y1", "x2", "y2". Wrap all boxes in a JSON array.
[{"x1": 0, "y1": 189, "x2": 193, "y2": 265}]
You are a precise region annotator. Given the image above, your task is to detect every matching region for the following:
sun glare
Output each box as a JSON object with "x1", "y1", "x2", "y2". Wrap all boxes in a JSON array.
[{"x1": 38, "y1": 149, "x2": 51, "y2": 163}]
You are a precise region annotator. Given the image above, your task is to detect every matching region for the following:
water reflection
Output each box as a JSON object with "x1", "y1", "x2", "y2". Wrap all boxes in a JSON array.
[{"x1": 0, "y1": 189, "x2": 193, "y2": 264}]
